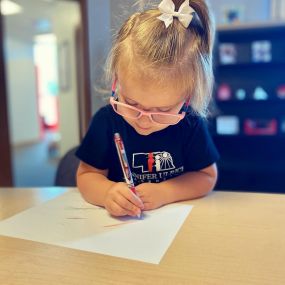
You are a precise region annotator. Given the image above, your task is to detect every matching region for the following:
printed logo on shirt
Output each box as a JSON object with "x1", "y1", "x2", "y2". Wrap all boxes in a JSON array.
[{"x1": 132, "y1": 151, "x2": 175, "y2": 173}]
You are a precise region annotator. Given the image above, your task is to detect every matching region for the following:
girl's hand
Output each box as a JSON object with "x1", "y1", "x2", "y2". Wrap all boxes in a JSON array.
[
  {"x1": 104, "y1": 182, "x2": 144, "y2": 217},
  {"x1": 135, "y1": 183, "x2": 166, "y2": 211}
]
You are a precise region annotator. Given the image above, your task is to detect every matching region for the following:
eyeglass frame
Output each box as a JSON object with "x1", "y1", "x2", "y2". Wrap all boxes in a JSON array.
[{"x1": 109, "y1": 80, "x2": 190, "y2": 125}]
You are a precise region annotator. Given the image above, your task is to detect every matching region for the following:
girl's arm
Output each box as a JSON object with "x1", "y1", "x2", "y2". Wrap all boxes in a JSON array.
[
  {"x1": 135, "y1": 163, "x2": 218, "y2": 210},
  {"x1": 76, "y1": 162, "x2": 114, "y2": 206},
  {"x1": 162, "y1": 163, "x2": 217, "y2": 202},
  {"x1": 76, "y1": 162, "x2": 144, "y2": 216}
]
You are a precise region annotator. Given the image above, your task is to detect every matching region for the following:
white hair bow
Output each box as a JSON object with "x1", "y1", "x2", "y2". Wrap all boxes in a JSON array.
[{"x1": 157, "y1": 0, "x2": 195, "y2": 28}]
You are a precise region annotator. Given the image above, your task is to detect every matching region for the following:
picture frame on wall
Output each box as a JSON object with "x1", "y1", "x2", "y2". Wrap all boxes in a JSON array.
[
  {"x1": 219, "y1": 43, "x2": 237, "y2": 64},
  {"x1": 58, "y1": 41, "x2": 71, "y2": 92},
  {"x1": 251, "y1": 41, "x2": 272, "y2": 63},
  {"x1": 221, "y1": 4, "x2": 245, "y2": 25}
]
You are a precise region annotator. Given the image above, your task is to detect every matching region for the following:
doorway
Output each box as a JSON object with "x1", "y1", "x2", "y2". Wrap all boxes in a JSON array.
[{"x1": 1, "y1": 0, "x2": 82, "y2": 186}]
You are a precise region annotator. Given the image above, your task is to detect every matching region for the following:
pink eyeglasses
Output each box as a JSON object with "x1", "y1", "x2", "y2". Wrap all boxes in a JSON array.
[{"x1": 110, "y1": 80, "x2": 190, "y2": 125}]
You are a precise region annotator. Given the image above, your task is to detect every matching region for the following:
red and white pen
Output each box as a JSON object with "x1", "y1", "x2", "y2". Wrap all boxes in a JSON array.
[{"x1": 114, "y1": 133, "x2": 141, "y2": 218}]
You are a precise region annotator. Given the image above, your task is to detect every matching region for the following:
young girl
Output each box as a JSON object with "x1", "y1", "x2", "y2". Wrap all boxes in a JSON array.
[{"x1": 76, "y1": 0, "x2": 219, "y2": 217}]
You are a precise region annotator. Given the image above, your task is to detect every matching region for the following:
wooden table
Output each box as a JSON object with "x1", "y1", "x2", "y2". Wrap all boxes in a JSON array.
[{"x1": 0, "y1": 187, "x2": 284, "y2": 285}]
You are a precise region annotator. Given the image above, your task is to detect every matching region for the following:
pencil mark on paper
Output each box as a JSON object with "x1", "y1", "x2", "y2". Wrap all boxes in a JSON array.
[
  {"x1": 66, "y1": 217, "x2": 87, "y2": 220},
  {"x1": 103, "y1": 221, "x2": 136, "y2": 228}
]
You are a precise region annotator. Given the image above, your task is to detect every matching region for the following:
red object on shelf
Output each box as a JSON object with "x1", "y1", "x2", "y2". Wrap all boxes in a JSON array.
[
  {"x1": 217, "y1": 84, "x2": 232, "y2": 101},
  {"x1": 244, "y1": 119, "x2": 278, "y2": 136},
  {"x1": 277, "y1": 85, "x2": 285, "y2": 99}
]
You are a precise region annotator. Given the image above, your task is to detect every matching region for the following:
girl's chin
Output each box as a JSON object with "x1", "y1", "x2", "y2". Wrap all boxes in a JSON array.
[
  {"x1": 134, "y1": 126, "x2": 154, "y2": 136},
  {"x1": 133, "y1": 124, "x2": 168, "y2": 136},
  {"x1": 125, "y1": 119, "x2": 168, "y2": 135}
]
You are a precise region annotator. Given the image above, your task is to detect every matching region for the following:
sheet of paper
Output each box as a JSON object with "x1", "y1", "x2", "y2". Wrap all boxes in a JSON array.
[{"x1": 0, "y1": 190, "x2": 192, "y2": 264}]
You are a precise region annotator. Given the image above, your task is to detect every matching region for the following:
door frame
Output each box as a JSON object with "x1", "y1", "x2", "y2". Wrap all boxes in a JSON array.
[
  {"x1": 0, "y1": 11, "x2": 13, "y2": 186},
  {"x1": 78, "y1": 0, "x2": 92, "y2": 138},
  {"x1": 0, "y1": 0, "x2": 92, "y2": 186}
]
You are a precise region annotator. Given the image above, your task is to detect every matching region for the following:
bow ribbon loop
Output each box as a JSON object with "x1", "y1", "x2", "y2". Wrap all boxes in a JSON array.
[{"x1": 157, "y1": 0, "x2": 195, "y2": 28}]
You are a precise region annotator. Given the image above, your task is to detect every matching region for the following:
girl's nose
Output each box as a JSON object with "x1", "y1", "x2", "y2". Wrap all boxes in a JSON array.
[{"x1": 138, "y1": 114, "x2": 152, "y2": 126}]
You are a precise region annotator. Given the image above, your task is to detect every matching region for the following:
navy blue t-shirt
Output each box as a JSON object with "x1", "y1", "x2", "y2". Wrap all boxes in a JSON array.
[{"x1": 76, "y1": 105, "x2": 219, "y2": 185}]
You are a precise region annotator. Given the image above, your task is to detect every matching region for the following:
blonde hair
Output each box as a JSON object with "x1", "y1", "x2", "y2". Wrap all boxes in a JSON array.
[{"x1": 106, "y1": 0, "x2": 215, "y2": 117}]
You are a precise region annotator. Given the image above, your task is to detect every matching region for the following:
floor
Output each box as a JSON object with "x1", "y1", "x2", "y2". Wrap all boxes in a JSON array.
[{"x1": 12, "y1": 131, "x2": 60, "y2": 187}]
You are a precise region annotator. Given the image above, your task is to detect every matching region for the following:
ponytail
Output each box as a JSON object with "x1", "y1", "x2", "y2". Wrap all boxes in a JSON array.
[{"x1": 188, "y1": 0, "x2": 215, "y2": 55}]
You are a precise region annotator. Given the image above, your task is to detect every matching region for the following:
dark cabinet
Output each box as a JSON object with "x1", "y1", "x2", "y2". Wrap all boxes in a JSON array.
[{"x1": 212, "y1": 24, "x2": 285, "y2": 192}]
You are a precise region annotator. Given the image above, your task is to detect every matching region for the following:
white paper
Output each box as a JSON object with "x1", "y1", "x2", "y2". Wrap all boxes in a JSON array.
[{"x1": 0, "y1": 191, "x2": 192, "y2": 264}]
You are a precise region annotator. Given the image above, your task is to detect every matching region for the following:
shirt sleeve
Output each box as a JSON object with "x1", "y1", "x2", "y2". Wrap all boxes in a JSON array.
[
  {"x1": 183, "y1": 116, "x2": 220, "y2": 171},
  {"x1": 75, "y1": 107, "x2": 111, "y2": 170}
]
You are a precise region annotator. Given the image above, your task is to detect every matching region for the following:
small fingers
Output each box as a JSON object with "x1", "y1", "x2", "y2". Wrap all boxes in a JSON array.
[
  {"x1": 128, "y1": 191, "x2": 145, "y2": 210},
  {"x1": 107, "y1": 201, "x2": 140, "y2": 217},
  {"x1": 105, "y1": 183, "x2": 144, "y2": 217},
  {"x1": 107, "y1": 195, "x2": 141, "y2": 217},
  {"x1": 115, "y1": 195, "x2": 139, "y2": 213},
  {"x1": 117, "y1": 186, "x2": 144, "y2": 210}
]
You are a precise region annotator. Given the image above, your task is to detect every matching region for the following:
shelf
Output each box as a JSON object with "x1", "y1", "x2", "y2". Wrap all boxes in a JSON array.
[
  {"x1": 212, "y1": 134, "x2": 285, "y2": 139},
  {"x1": 217, "y1": 23, "x2": 285, "y2": 41},
  {"x1": 217, "y1": 22, "x2": 285, "y2": 32},
  {"x1": 215, "y1": 99, "x2": 285, "y2": 104},
  {"x1": 213, "y1": 25, "x2": 285, "y2": 192},
  {"x1": 216, "y1": 61, "x2": 285, "y2": 68},
  {"x1": 217, "y1": 159, "x2": 285, "y2": 172}
]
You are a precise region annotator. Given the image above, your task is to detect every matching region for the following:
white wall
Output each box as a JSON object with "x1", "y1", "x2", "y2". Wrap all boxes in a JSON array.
[
  {"x1": 4, "y1": 37, "x2": 40, "y2": 146},
  {"x1": 52, "y1": 1, "x2": 80, "y2": 157},
  {"x1": 110, "y1": 0, "x2": 138, "y2": 35},
  {"x1": 87, "y1": 0, "x2": 112, "y2": 113},
  {"x1": 209, "y1": 0, "x2": 270, "y2": 25},
  {"x1": 88, "y1": 0, "x2": 142, "y2": 114}
]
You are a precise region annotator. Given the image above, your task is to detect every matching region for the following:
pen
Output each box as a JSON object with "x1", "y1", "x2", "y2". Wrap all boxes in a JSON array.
[{"x1": 114, "y1": 133, "x2": 141, "y2": 218}]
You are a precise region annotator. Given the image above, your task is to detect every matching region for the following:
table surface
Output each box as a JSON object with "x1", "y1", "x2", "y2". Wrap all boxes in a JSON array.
[{"x1": 0, "y1": 187, "x2": 284, "y2": 285}]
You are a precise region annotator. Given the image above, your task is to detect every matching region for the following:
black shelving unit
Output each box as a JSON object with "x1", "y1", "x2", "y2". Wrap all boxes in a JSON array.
[{"x1": 212, "y1": 24, "x2": 285, "y2": 193}]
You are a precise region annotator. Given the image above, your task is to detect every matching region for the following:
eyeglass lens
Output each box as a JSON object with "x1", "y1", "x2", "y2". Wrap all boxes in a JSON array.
[{"x1": 113, "y1": 102, "x2": 181, "y2": 124}]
